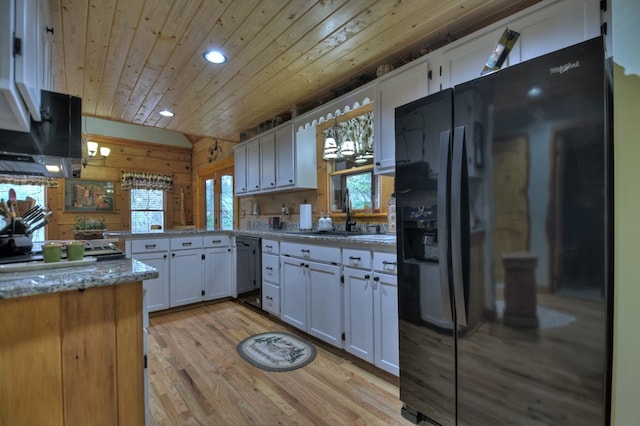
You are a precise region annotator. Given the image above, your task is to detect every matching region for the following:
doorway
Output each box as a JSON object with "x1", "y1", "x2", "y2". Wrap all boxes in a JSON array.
[
  {"x1": 198, "y1": 163, "x2": 235, "y2": 230},
  {"x1": 549, "y1": 123, "x2": 604, "y2": 297}
]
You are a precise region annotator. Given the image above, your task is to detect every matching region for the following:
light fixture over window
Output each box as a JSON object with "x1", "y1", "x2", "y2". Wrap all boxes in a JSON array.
[
  {"x1": 322, "y1": 111, "x2": 374, "y2": 162},
  {"x1": 159, "y1": 110, "x2": 174, "y2": 117},
  {"x1": 82, "y1": 140, "x2": 110, "y2": 168},
  {"x1": 203, "y1": 50, "x2": 226, "y2": 64}
]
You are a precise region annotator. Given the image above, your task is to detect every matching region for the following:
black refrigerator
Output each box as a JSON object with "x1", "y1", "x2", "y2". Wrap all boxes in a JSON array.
[{"x1": 395, "y1": 37, "x2": 612, "y2": 425}]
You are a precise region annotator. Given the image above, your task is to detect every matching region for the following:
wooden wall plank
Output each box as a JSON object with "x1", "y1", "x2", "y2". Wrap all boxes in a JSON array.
[
  {"x1": 115, "y1": 282, "x2": 145, "y2": 425},
  {"x1": 0, "y1": 293, "x2": 64, "y2": 426},
  {"x1": 61, "y1": 286, "x2": 118, "y2": 426}
]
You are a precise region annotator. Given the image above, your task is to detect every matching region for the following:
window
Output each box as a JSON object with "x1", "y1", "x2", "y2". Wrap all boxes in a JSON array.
[
  {"x1": 329, "y1": 160, "x2": 378, "y2": 213},
  {"x1": 0, "y1": 183, "x2": 47, "y2": 241},
  {"x1": 130, "y1": 189, "x2": 164, "y2": 232}
]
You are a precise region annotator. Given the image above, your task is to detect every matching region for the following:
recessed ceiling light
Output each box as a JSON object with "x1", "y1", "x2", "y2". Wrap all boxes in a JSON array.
[
  {"x1": 203, "y1": 50, "x2": 226, "y2": 64},
  {"x1": 159, "y1": 110, "x2": 174, "y2": 117}
]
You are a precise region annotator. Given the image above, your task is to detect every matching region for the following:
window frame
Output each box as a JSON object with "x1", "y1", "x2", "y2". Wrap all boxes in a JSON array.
[{"x1": 130, "y1": 188, "x2": 166, "y2": 232}]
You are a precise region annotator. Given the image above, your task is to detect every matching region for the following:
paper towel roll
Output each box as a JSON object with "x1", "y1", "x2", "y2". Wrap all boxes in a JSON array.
[{"x1": 299, "y1": 204, "x2": 312, "y2": 230}]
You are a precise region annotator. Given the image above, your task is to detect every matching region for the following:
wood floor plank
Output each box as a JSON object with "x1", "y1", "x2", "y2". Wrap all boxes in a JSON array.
[{"x1": 148, "y1": 300, "x2": 406, "y2": 425}]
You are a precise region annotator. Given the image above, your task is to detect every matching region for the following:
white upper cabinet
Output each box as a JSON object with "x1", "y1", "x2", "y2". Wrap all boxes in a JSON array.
[
  {"x1": 275, "y1": 124, "x2": 295, "y2": 188},
  {"x1": 1, "y1": 0, "x2": 49, "y2": 131},
  {"x1": 246, "y1": 139, "x2": 261, "y2": 193},
  {"x1": 260, "y1": 132, "x2": 276, "y2": 190},
  {"x1": 234, "y1": 122, "x2": 316, "y2": 196},
  {"x1": 374, "y1": 62, "x2": 430, "y2": 176},
  {"x1": 234, "y1": 144, "x2": 247, "y2": 194},
  {"x1": 439, "y1": 0, "x2": 601, "y2": 89}
]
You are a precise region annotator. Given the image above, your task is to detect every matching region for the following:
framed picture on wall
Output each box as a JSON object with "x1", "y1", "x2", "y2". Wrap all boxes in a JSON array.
[{"x1": 64, "y1": 179, "x2": 115, "y2": 212}]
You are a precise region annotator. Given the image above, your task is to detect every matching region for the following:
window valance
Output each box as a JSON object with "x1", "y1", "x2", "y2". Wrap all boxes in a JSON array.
[
  {"x1": 0, "y1": 175, "x2": 59, "y2": 187},
  {"x1": 121, "y1": 171, "x2": 173, "y2": 191}
]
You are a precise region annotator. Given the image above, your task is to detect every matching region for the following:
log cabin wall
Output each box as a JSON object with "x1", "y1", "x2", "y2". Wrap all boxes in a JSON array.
[{"x1": 46, "y1": 136, "x2": 192, "y2": 240}]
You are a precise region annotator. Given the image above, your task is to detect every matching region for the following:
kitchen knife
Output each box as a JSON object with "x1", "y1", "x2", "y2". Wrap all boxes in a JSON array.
[
  {"x1": 28, "y1": 219, "x2": 49, "y2": 235},
  {"x1": 21, "y1": 205, "x2": 42, "y2": 221}
]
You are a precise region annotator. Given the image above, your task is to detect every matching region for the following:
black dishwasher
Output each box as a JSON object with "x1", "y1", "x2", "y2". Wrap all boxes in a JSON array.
[{"x1": 236, "y1": 236, "x2": 262, "y2": 310}]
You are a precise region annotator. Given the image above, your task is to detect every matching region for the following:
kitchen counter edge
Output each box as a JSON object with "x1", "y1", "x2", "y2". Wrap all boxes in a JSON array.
[
  {"x1": 104, "y1": 229, "x2": 397, "y2": 247},
  {"x1": 0, "y1": 258, "x2": 159, "y2": 300}
]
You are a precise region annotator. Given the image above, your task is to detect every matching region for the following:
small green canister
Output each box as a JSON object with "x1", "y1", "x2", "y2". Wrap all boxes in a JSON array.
[
  {"x1": 66, "y1": 241, "x2": 85, "y2": 261},
  {"x1": 42, "y1": 242, "x2": 62, "y2": 263}
]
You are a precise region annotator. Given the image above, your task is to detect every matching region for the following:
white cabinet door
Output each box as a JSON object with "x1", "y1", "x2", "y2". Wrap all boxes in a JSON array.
[
  {"x1": 374, "y1": 63, "x2": 430, "y2": 176},
  {"x1": 135, "y1": 251, "x2": 170, "y2": 312},
  {"x1": 260, "y1": 132, "x2": 276, "y2": 190},
  {"x1": 234, "y1": 144, "x2": 247, "y2": 194},
  {"x1": 170, "y1": 249, "x2": 203, "y2": 307},
  {"x1": 275, "y1": 124, "x2": 295, "y2": 188},
  {"x1": 307, "y1": 260, "x2": 342, "y2": 348},
  {"x1": 281, "y1": 257, "x2": 307, "y2": 330},
  {"x1": 203, "y1": 246, "x2": 231, "y2": 300},
  {"x1": 246, "y1": 139, "x2": 261, "y2": 193},
  {"x1": 343, "y1": 267, "x2": 374, "y2": 362},
  {"x1": 374, "y1": 272, "x2": 399, "y2": 376}
]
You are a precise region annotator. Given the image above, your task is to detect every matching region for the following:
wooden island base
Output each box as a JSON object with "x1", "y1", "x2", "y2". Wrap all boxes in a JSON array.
[{"x1": 0, "y1": 282, "x2": 144, "y2": 426}]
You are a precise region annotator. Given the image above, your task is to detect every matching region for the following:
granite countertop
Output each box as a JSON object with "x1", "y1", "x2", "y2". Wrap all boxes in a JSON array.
[
  {"x1": 0, "y1": 258, "x2": 159, "y2": 300},
  {"x1": 105, "y1": 228, "x2": 397, "y2": 247}
]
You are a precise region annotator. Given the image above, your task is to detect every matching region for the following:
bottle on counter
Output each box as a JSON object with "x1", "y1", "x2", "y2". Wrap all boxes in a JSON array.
[
  {"x1": 326, "y1": 212, "x2": 333, "y2": 230},
  {"x1": 319, "y1": 210, "x2": 327, "y2": 230},
  {"x1": 387, "y1": 193, "x2": 396, "y2": 234}
]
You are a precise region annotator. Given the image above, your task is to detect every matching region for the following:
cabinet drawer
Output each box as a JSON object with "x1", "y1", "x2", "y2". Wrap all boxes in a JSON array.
[
  {"x1": 373, "y1": 252, "x2": 398, "y2": 274},
  {"x1": 202, "y1": 235, "x2": 230, "y2": 248},
  {"x1": 343, "y1": 248, "x2": 372, "y2": 269},
  {"x1": 170, "y1": 236, "x2": 203, "y2": 250},
  {"x1": 262, "y1": 282, "x2": 280, "y2": 315},
  {"x1": 262, "y1": 253, "x2": 280, "y2": 283},
  {"x1": 131, "y1": 238, "x2": 170, "y2": 253},
  {"x1": 262, "y1": 239, "x2": 279, "y2": 255},
  {"x1": 280, "y1": 241, "x2": 341, "y2": 264}
]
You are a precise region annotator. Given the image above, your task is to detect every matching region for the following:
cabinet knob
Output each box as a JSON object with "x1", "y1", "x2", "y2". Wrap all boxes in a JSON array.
[
  {"x1": 270, "y1": 182, "x2": 274, "y2": 186},
  {"x1": 375, "y1": 161, "x2": 381, "y2": 166},
  {"x1": 289, "y1": 179, "x2": 293, "y2": 183}
]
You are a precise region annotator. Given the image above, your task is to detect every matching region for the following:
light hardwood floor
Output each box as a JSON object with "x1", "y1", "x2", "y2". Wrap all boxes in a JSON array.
[{"x1": 148, "y1": 300, "x2": 408, "y2": 425}]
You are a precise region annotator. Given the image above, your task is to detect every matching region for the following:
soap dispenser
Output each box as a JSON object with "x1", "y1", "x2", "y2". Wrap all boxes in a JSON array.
[
  {"x1": 326, "y1": 211, "x2": 333, "y2": 230},
  {"x1": 319, "y1": 210, "x2": 327, "y2": 230}
]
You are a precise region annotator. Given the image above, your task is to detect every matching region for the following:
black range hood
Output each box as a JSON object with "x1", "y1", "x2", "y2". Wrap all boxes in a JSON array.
[{"x1": 0, "y1": 90, "x2": 82, "y2": 178}]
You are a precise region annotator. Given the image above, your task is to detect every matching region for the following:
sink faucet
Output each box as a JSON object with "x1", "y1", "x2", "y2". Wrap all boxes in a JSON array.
[{"x1": 344, "y1": 188, "x2": 356, "y2": 232}]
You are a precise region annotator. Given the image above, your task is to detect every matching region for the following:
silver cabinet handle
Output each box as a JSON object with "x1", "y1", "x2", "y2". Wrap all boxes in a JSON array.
[
  {"x1": 382, "y1": 260, "x2": 397, "y2": 265},
  {"x1": 145, "y1": 244, "x2": 156, "y2": 249},
  {"x1": 182, "y1": 242, "x2": 192, "y2": 247}
]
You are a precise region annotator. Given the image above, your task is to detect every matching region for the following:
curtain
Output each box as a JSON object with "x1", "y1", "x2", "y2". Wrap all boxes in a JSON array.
[
  {"x1": 0, "y1": 175, "x2": 59, "y2": 187},
  {"x1": 323, "y1": 111, "x2": 374, "y2": 158},
  {"x1": 121, "y1": 171, "x2": 173, "y2": 191}
]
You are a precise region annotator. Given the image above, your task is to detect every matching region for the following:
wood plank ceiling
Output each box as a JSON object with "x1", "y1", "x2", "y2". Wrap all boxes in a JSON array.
[{"x1": 48, "y1": 0, "x2": 540, "y2": 142}]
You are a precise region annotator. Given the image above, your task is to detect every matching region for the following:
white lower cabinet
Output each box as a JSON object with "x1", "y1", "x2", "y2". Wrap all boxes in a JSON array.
[
  {"x1": 344, "y1": 249, "x2": 399, "y2": 376},
  {"x1": 373, "y1": 271, "x2": 399, "y2": 375},
  {"x1": 203, "y1": 246, "x2": 231, "y2": 300},
  {"x1": 129, "y1": 234, "x2": 233, "y2": 311},
  {"x1": 281, "y1": 242, "x2": 342, "y2": 348},
  {"x1": 131, "y1": 238, "x2": 171, "y2": 313},
  {"x1": 344, "y1": 266, "x2": 374, "y2": 363},
  {"x1": 281, "y1": 256, "x2": 307, "y2": 330},
  {"x1": 170, "y1": 248, "x2": 204, "y2": 307},
  {"x1": 307, "y1": 260, "x2": 342, "y2": 347},
  {"x1": 134, "y1": 249, "x2": 170, "y2": 312}
]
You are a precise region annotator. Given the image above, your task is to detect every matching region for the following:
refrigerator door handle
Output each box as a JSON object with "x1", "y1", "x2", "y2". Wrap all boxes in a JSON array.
[
  {"x1": 437, "y1": 129, "x2": 453, "y2": 323},
  {"x1": 451, "y1": 125, "x2": 468, "y2": 327}
]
